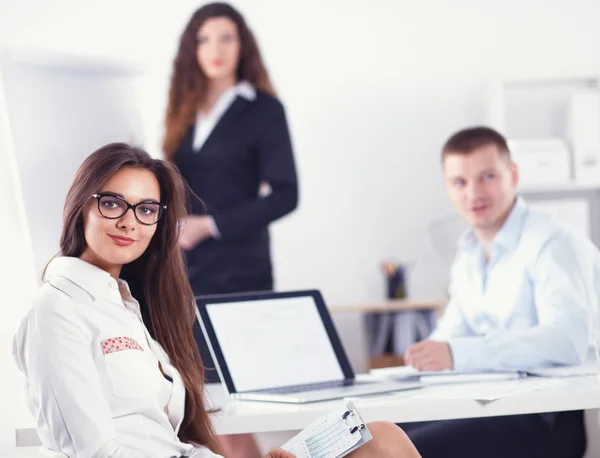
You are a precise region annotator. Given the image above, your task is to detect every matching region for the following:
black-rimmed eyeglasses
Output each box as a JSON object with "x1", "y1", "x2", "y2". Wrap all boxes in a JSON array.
[{"x1": 92, "y1": 193, "x2": 166, "y2": 226}]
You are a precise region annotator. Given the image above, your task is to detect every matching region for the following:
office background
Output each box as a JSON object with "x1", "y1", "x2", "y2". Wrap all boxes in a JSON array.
[{"x1": 2, "y1": 0, "x2": 600, "y2": 450}]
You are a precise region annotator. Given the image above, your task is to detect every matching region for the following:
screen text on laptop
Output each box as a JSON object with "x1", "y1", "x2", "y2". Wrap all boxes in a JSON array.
[{"x1": 206, "y1": 296, "x2": 344, "y2": 392}]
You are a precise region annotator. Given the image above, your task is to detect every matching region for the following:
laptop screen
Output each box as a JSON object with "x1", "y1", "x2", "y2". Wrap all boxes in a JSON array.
[{"x1": 204, "y1": 294, "x2": 345, "y2": 392}]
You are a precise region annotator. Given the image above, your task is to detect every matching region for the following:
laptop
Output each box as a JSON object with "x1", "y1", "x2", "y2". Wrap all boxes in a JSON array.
[{"x1": 195, "y1": 289, "x2": 421, "y2": 404}]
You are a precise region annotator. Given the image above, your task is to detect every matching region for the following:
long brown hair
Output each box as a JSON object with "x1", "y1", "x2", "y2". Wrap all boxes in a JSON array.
[
  {"x1": 59, "y1": 142, "x2": 220, "y2": 453},
  {"x1": 163, "y1": 2, "x2": 276, "y2": 160}
]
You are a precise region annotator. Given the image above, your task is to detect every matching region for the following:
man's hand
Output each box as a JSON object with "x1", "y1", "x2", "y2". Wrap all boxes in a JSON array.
[
  {"x1": 404, "y1": 339, "x2": 454, "y2": 372},
  {"x1": 263, "y1": 448, "x2": 296, "y2": 458},
  {"x1": 178, "y1": 215, "x2": 215, "y2": 251}
]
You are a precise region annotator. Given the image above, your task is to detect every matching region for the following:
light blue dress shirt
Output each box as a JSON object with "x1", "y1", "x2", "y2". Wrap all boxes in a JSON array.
[{"x1": 430, "y1": 197, "x2": 599, "y2": 372}]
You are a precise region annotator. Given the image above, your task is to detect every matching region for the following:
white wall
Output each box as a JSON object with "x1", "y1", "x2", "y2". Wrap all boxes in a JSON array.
[
  {"x1": 254, "y1": 0, "x2": 600, "y2": 304},
  {"x1": 2, "y1": 0, "x2": 600, "y2": 449},
  {"x1": 3, "y1": 0, "x2": 600, "y2": 302},
  {"x1": 0, "y1": 76, "x2": 38, "y2": 448}
]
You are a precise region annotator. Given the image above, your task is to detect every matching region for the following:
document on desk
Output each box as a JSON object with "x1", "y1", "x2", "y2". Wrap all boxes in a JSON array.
[
  {"x1": 419, "y1": 371, "x2": 524, "y2": 385},
  {"x1": 370, "y1": 365, "x2": 422, "y2": 379},
  {"x1": 370, "y1": 365, "x2": 523, "y2": 384},
  {"x1": 526, "y1": 361, "x2": 597, "y2": 378},
  {"x1": 281, "y1": 400, "x2": 372, "y2": 458},
  {"x1": 413, "y1": 378, "x2": 566, "y2": 401}
]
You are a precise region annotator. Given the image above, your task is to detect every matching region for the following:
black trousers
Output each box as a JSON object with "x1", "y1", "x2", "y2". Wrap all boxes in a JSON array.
[{"x1": 400, "y1": 411, "x2": 586, "y2": 458}]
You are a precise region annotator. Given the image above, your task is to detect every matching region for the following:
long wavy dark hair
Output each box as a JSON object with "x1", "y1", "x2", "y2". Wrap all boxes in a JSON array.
[
  {"x1": 58, "y1": 142, "x2": 220, "y2": 453},
  {"x1": 163, "y1": 2, "x2": 276, "y2": 159}
]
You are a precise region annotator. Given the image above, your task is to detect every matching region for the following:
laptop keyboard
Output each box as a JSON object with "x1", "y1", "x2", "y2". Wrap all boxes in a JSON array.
[{"x1": 257, "y1": 380, "x2": 373, "y2": 395}]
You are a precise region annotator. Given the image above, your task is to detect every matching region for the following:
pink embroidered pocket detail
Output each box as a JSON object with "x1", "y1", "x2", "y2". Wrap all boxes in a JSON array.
[{"x1": 101, "y1": 337, "x2": 144, "y2": 355}]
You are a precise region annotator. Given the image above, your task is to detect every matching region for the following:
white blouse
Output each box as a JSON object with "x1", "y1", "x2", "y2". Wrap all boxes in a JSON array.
[
  {"x1": 12, "y1": 256, "x2": 223, "y2": 458},
  {"x1": 192, "y1": 80, "x2": 256, "y2": 152}
]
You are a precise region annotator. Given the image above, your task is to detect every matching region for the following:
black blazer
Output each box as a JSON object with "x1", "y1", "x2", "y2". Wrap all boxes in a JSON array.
[{"x1": 175, "y1": 92, "x2": 298, "y2": 295}]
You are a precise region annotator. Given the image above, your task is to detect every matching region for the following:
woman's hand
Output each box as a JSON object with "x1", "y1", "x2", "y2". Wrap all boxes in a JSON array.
[
  {"x1": 178, "y1": 215, "x2": 216, "y2": 250},
  {"x1": 263, "y1": 448, "x2": 296, "y2": 458}
]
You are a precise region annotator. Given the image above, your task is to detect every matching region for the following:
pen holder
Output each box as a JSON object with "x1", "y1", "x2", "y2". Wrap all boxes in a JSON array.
[
  {"x1": 365, "y1": 262, "x2": 411, "y2": 362},
  {"x1": 382, "y1": 262, "x2": 408, "y2": 299}
]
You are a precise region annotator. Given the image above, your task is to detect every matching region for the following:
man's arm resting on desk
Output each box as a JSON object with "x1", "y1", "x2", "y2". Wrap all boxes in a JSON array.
[
  {"x1": 404, "y1": 287, "x2": 471, "y2": 371},
  {"x1": 443, "y1": 234, "x2": 592, "y2": 371},
  {"x1": 445, "y1": 325, "x2": 587, "y2": 372}
]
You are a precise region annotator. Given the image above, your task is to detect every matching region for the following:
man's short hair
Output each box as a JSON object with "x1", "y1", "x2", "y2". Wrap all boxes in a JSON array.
[{"x1": 442, "y1": 126, "x2": 510, "y2": 161}]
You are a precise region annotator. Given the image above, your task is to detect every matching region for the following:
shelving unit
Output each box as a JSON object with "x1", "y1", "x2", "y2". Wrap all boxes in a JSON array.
[
  {"x1": 518, "y1": 182, "x2": 600, "y2": 194},
  {"x1": 489, "y1": 74, "x2": 600, "y2": 246}
]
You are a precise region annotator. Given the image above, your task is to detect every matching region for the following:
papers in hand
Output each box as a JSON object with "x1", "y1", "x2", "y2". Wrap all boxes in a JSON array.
[{"x1": 282, "y1": 400, "x2": 372, "y2": 458}]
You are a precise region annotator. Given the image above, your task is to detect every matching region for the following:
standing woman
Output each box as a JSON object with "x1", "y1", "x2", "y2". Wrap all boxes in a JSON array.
[
  {"x1": 163, "y1": 2, "x2": 298, "y2": 298},
  {"x1": 163, "y1": 4, "x2": 298, "y2": 456}
]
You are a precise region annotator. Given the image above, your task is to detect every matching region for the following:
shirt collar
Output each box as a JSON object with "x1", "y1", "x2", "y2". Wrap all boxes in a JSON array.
[
  {"x1": 216, "y1": 80, "x2": 256, "y2": 103},
  {"x1": 457, "y1": 196, "x2": 528, "y2": 253},
  {"x1": 493, "y1": 197, "x2": 528, "y2": 250},
  {"x1": 195, "y1": 80, "x2": 256, "y2": 125},
  {"x1": 44, "y1": 256, "x2": 119, "y2": 302},
  {"x1": 236, "y1": 80, "x2": 256, "y2": 101}
]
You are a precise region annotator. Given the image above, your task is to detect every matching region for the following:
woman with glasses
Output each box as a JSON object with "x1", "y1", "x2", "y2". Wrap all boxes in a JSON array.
[{"x1": 12, "y1": 143, "x2": 421, "y2": 458}]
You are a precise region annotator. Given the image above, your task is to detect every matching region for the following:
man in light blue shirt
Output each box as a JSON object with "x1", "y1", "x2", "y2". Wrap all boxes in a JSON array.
[{"x1": 402, "y1": 127, "x2": 594, "y2": 458}]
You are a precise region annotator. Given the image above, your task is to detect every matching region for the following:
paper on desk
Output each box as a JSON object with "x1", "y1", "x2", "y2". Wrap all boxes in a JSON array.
[
  {"x1": 370, "y1": 365, "x2": 440, "y2": 379},
  {"x1": 412, "y1": 378, "x2": 566, "y2": 401},
  {"x1": 419, "y1": 371, "x2": 523, "y2": 385},
  {"x1": 527, "y1": 361, "x2": 597, "y2": 378},
  {"x1": 370, "y1": 365, "x2": 521, "y2": 383}
]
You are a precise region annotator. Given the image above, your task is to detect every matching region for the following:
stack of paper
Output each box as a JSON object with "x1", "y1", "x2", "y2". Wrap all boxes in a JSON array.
[
  {"x1": 371, "y1": 361, "x2": 598, "y2": 385},
  {"x1": 527, "y1": 361, "x2": 598, "y2": 378},
  {"x1": 413, "y1": 378, "x2": 566, "y2": 401},
  {"x1": 370, "y1": 366, "x2": 523, "y2": 385}
]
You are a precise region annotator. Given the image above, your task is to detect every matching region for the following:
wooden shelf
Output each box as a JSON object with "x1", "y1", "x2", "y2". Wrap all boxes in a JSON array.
[{"x1": 329, "y1": 297, "x2": 446, "y2": 313}]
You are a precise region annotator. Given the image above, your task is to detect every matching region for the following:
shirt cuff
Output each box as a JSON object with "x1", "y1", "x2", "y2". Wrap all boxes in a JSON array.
[
  {"x1": 448, "y1": 336, "x2": 485, "y2": 371},
  {"x1": 207, "y1": 216, "x2": 221, "y2": 239}
]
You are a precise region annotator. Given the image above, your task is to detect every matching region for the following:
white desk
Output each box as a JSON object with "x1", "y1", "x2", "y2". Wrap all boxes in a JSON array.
[
  {"x1": 205, "y1": 377, "x2": 600, "y2": 435},
  {"x1": 11, "y1": 376, "x2": 600, "y2": 457}
]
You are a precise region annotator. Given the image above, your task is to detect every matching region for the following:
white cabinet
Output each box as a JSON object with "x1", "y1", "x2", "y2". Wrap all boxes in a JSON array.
[{"x1": 489, "y1": 75, "x2": 600, "y2": 246}]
